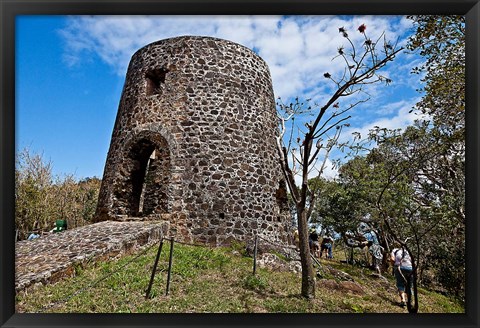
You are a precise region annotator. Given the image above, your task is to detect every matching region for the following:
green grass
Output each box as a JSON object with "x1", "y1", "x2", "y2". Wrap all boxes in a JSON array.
[{"x1": 15, "y1": 242, "x2": 465, "y2": 313}]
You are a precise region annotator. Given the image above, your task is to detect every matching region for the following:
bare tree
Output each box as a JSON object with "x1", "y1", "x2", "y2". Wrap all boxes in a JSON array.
[
  {"x1": 15, "y1": 148, "x2": 102, "y2": 240},
  {"x1": 276, "y1": 24, "x2": 402, "y2": 298},
  {"x1": 15, "y1": 148, "x2": 55, "y2": 238}
]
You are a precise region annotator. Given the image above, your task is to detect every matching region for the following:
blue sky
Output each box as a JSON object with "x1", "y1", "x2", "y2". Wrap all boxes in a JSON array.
[{"x1": 16, "y1": 15, "x2": 425, "y2": 180}]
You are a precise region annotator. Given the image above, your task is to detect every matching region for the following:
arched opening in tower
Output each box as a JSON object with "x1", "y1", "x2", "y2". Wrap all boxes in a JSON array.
[{"x1": 116, "y1": 135, "x2": 171, "y2": 217}]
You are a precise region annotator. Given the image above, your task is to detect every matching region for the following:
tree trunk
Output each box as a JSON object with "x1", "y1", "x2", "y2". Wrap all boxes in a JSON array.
[
  {"x1": 379, "y1": 231, "x2": 390, "y2": 273},
  {"x1": 297, "y1": 207, "x2": 316, "y2": 298},
  {"x1": 407, "y1": 253, "x2": 419, "y2": 313}
]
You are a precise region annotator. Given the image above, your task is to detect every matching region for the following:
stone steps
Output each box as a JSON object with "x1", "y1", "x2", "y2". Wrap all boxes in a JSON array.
[{"x1": 15, "y1": 220, "x2": 169, "y2": 292}]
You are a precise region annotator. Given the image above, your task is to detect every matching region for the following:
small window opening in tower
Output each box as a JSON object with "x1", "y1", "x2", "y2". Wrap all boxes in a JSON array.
[
  {"x1": 275, "y1": 180, "x2": 289, "y2": 212},
  {"x1": 146, "y1": 68, "x2": 168, "y2": 96}
]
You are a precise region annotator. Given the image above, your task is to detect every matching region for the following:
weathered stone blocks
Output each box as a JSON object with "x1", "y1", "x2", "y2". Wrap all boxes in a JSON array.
[
  {"x1": 95, "y1": 36, "x2": 291, "y2": 246},
  {"x1": 15, "y1": 221, "x2": 168, "y2": 292}
]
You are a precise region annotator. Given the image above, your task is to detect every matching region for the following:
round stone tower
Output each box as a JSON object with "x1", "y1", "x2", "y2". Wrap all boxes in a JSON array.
[{"x1": 94, "y1": 36, "x2": 291, "y2": 245}]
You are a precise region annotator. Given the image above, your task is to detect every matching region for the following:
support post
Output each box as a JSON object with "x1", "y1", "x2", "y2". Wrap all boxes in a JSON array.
[
  {"x1": 253, "y1": 235, "x2": 258, "y2": 275},
  {"x1": 165, "y1": 237, "x2": 175, "y2": 296},
  {"x1": 145, "y1": 238, "x2": 164, "y2": 299},
  {"x1": 310, "y1": 253, "x2": 322, "y2": 269}
]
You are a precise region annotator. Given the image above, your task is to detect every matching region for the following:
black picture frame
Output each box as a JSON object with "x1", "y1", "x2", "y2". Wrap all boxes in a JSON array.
[{"x1": 1, "y1": 1, "x2": 478, "y2": 327}]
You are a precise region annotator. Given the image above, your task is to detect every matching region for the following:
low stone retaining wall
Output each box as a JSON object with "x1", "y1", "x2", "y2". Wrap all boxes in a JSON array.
[{"x1": 15, "y1": 220, "x2": 169, "y2": 292}]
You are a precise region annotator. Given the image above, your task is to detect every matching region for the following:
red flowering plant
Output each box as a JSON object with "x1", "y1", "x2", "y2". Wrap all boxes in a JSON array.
[{"x1": 357, "y1": 23, "x2": 376, "y2": 50}]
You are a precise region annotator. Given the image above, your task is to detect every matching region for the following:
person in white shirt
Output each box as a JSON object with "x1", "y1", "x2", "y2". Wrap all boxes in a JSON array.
[{"x1": 390, "y1": 241, "x2": 413, "y2": 307}]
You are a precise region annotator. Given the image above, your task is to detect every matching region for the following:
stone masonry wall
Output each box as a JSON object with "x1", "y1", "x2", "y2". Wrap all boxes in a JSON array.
[
  {"x1": 15, "y1": 221, "x2": 169, "y2": 293},
  {"x1": 95, "y1": 36, "x2": 292, "y2": 246}
]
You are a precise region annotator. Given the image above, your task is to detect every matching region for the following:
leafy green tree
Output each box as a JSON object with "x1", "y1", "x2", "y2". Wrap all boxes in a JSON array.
[
  {"x1": 336, "y1": 119, "x2": 465, "y2": 311},
  {"x1": 407, "y1": 15, "x2": 465, "y2": 139},
  {"x1": 78, "y1": 177, "x2": 102, "y2": 224},
  {"x1": 334, "y1": 136, "x2": 422, "y2": 312},
  {"x1": 406, "y1": 15, "x2": 465, "y2": 301}
]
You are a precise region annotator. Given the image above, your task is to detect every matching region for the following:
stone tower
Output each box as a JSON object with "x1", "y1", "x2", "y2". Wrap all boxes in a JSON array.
[{"x1": 94, "y1": 36, "x2": 291, "y2": 245}]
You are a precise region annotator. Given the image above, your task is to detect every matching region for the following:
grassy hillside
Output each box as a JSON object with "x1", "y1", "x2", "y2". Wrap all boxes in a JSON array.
[{"x1": 16, "y1": 241, "x2": 464, "y2": 313}]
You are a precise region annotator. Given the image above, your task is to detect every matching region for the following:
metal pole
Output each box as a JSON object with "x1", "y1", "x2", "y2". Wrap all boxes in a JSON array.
[
  {"x1": 145, "y1": 238, "x2": 164, "y2": 299},
  {"x1": 310, "y1": 253, "x2": 322, "y2": 269},
  {"x1": 253, "y1": 235, "x2": 258, "y2": 275},
  {"x1": 165, "y1": 237, "x2": 175, "y2": 296}
]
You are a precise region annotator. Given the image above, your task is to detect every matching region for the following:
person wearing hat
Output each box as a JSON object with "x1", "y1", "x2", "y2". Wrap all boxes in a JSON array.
[{"x1": 308, "y1": 228, "x2": 320, "y2": 258}]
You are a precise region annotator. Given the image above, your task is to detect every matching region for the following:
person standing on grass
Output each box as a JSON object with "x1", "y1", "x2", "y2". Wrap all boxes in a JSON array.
[
  {"x1": 293, "y1": 229, "x2": 300, "y2": 251},
  {"x1": 390, "y1": 241, "x2": 413, "y2": 307},
  {"x1": 321, "y1": 235, "x2": 334, "y2": 259},
  {"x1": 309, "y1": 229, "x2": 320, "y2": 258},
  {"x1": 367, "y1": 240, "x2": 384, "y2": 274}
]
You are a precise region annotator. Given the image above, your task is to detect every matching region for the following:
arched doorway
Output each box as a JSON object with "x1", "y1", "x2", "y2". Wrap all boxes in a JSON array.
[{"x1": 114, "y1": 133, "x2": 171, "y2": 217}]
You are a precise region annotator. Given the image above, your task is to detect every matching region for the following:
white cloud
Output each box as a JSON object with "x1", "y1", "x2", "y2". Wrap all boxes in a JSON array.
[
  {"x1": 59, "y1": 15, "x2": 421, "y2": 185},
  {"x1": 59, "y1": 15, "x2": 411, "y2": 100},
  {"x1": 310, "y1": 156, "x2": 339, "y2": 181},
  {"x1": 373, "y1": 99, "x2": 415, "y2": 116},
  {"x1": 340, "y1": 97, "x2": 427, "y2": 145}
]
